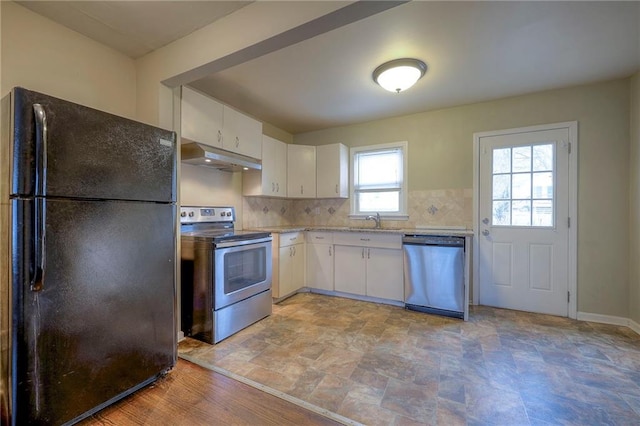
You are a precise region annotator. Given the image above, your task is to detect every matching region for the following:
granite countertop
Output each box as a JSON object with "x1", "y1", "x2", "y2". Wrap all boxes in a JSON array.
[{"x1": 245, "y1": 226, "x2": 474, "y2": 237}]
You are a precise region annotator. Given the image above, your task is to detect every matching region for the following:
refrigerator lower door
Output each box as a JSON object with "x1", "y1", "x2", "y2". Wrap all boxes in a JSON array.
[
  {"x1": 11, "y1": 198, "x2": 176, "y2": 425},
  {"x1": 404, "y1": 244, "x2": 464, "y2": 316}
]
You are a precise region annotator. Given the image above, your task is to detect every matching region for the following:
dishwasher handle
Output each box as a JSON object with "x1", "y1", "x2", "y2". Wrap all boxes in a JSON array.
[{"x1": 402, "y1": 235, "x2": 465, "y2": 247}]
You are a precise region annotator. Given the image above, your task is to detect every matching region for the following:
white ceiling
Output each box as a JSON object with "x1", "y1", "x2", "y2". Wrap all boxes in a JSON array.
[
  {"x1": 16, "y1": 1, "x2": 251, "y2": 58},
  {"x1": 17, "y1": 1, "x2": 640, "y2": 135}
]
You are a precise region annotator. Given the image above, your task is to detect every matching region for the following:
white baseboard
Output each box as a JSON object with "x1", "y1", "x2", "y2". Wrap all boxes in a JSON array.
[{"x1": 577, "y1": 311, "x2": 640, "y2": 335}]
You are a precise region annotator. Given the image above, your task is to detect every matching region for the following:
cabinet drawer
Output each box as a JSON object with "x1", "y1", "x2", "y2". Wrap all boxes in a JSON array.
[
  {"x1": 279, "y1": 231, "x2": 305, "y2": 247},
  {"x1": 306, "y1": 232, "x2": 333, "y2": 244},
  {"x1": 333, "y1": 232, "x2": 402, "y2": 249}
]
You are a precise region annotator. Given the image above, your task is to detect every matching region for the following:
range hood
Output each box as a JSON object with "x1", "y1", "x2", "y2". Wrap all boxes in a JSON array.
[{"x1": 181, "y1": 140, "x2": 261, "y2": 172}]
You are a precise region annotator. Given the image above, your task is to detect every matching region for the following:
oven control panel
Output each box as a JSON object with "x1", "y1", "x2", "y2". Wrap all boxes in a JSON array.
[{"x1": 180, "y1": 206, "x2": 235, "y2": 223}]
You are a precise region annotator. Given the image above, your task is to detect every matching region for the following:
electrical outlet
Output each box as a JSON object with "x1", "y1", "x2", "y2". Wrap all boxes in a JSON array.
[{"x1": 314, "y1": 207, "x2": 320, "y2": 215}]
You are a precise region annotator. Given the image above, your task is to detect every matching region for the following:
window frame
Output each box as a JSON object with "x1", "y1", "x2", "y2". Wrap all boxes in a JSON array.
[
  {"x1": 349, "y1": 141, "x2": 409, "y2": 219},
  {"x1": 491, "y1": 142, "x2": 556, "y2": 228}
]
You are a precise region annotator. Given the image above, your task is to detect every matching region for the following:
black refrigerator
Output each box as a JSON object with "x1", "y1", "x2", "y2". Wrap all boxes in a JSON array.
[{"x1": 0, "y1": 87, "x2": 177, "y2": 425}]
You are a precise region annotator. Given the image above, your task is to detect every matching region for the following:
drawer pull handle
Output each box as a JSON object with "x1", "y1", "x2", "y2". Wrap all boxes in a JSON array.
[{"x1": 360, "y1": 238, "x2": 370, "y2": 241}]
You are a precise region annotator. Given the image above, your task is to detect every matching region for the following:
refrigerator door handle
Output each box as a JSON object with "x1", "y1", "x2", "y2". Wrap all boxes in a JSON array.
[
  {"x1": 33, "y1": 104, "x2": 48, "y2": 196},
  {"x1": 31, "y1": 198, "x2": 45, "y2": 292},
  {"x1": 32, "y1": 104, "x2": 48, "y2": 292}
]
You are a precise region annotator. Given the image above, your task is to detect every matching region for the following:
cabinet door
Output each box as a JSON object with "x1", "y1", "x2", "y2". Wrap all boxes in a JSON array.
[
  {"x1": 243, "y1": 135, "x2": 286, "y2": 196},
  {"x1": 287, "y1": 145, "x2": 316, "y2": 198},
  {"x1": 317, "y1": 143, "x2": 348, "y2": 198},
  {"x1": 291, "y1": 244, "x2": 305, "y2": 293},
  {"x1": 222, "y1": 106, "x2": 262, "y2": 159},
  {"x1": 263, "y1": 136, "x2": 287, "y2": 195},
  {"x1": 334, "y1": 245, "x2": 366, "y2": 295},
  {"x1": 278, "y1": 246, "x2": 294, "y2": 297},
  {"x1": 366, "y1": 248, "x2": 404, "y2": 301},
  {"x1": 181, "y1": 86, "x2": 223, "y2": 148},
  {"x1": 307, "y1": 243, "x2": 334, "y2": 291}
]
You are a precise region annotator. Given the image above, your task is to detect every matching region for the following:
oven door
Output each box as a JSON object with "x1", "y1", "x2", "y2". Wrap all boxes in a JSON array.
[{"x1": 214, "y1": 237, "x2": 272, "y2": 310}]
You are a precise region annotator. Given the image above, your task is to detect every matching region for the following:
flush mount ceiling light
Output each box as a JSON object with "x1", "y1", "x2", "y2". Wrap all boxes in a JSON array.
[{"x1": 372, "y1": 58, "x2": 427, "y2": 93}]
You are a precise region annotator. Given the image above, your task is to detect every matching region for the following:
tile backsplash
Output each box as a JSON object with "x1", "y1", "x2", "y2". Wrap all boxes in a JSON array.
[{"x1": 242, "y1": 188, "x2": 472, "y2": 229}]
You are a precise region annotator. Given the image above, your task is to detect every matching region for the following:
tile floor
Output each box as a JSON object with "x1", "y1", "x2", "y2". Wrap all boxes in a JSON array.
[{"x1": 178, "y1": 293, "x2": 640, "y2": 425}]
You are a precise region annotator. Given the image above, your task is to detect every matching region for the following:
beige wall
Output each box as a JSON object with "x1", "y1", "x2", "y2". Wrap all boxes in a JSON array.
[
  {"x1": 295, "y1": 78, "x2": 632, "y2": 318},
  {"x1": 630, "y1": 71, "x2": 640, "y2": 324},
  {"x1": 1, "y1": 1, "x2": 136, "y2": 118},
  {"x1": 180, "y1": 164, "x2": 244, "y2": 219}
]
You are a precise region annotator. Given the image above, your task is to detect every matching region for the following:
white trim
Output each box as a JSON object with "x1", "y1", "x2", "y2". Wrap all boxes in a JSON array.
[
  {"x1": 472, "y1": 121, "x2": 578, "y2": 319},
  {"x1": 577, "y1": 312, "x2": 640, "y2": 334},
  {"x1": 350, "y1": 141, "x2": 408, "y2": 216}
]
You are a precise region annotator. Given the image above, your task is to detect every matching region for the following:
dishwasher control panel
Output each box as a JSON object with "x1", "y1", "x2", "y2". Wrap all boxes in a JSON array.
[{"x1": 402, "y1": 234, "x2": 465, "y2": 248}]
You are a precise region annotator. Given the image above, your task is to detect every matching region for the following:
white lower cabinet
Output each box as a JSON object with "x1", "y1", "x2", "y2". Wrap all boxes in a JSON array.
[
  {"x1": 365, "y1": 248, "x2": 404, "y2": 301},
  {"x1": 333, "y1": 233, "x2": 404, "y2": 302},
  {"x1": 273, "y1": 232, "x2": 305, "y2": 298},
  {"x1": 306, "y1": 232, "x2": 334, "y2": 291},
  {"x1": 334, "y1": 245, "x2": 366, "y2": 295}
]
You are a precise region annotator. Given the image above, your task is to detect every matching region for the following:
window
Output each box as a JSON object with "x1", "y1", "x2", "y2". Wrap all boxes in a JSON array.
[
  {"x1": 492, "y1": 143, "x2": 554, "y2": 227},
  {"x1": 350, "y1": 142, "x2": 408, "y2": 217}
]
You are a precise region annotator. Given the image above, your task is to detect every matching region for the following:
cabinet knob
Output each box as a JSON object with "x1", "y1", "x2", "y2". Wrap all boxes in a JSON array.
[
  {"x1": 272, "y1": 182, "x2": 275, "y2": 192},
  {"x1": 217, "y1": 130, "x2": 222, "y2": 143},
  {"x1": 235, "y1": 136, "x2": 240, "y2": 147},
  {"x1": 335, "y1": 184, "x2": 338, "y2": 194},
  {"x1": 300, "y1": 185, "x2": 304, "y2": 194}
]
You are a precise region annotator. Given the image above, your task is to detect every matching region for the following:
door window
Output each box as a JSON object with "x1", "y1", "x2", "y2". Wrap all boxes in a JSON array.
[{"x1": 492, "y1": 143, "x2": 554, "y2": 227}]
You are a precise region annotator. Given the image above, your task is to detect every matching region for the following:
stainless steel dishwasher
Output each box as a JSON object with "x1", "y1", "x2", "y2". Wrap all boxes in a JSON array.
[{"x1": 403, "y1": 234, "x2": 465, "y2": 319}]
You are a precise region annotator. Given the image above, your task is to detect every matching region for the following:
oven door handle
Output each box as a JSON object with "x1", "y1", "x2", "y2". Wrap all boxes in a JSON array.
[{"x1": 215, "y1": 237, "x2": 273, "y2": 249}]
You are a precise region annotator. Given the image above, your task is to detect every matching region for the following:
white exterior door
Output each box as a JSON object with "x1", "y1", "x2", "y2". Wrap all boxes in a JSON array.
[{"x1": 477, "y1": 124, "x2": 574, "y2": 317}]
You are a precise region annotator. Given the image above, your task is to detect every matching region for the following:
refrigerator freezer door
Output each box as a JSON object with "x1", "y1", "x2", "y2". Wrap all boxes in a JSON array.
[
  {"x1": 10, "y1": 87, "x2": 176, "y2": 202},
  {"x1": 11, "y1": 198, "x2": 176, "y2": 425}
]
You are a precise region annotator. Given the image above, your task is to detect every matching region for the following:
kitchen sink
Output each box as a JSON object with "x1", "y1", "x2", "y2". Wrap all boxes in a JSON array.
[{"x1": 347, "y1": 227, "x2": 402, "y2": 232}]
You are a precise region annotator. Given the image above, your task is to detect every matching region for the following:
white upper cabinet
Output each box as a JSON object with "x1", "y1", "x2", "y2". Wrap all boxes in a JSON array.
[
  {"x1": 181, "y1": 86, "x2": 224, "y2": 148},
  {"x1": 243, "y1": 135, "x2": 287, "y2": 197},
  {"x1": 316, "y1": 143, "x2": 348, "y2": 198},
  {"x1": 222, "y1": 106, "x2": 262, "y2": 159},
  {"x1": 287, "y1": 145, "x2": 316, "y2": 198},
  {"x1": 181, "y1": 86, "x2": 262, "y2": 159}
]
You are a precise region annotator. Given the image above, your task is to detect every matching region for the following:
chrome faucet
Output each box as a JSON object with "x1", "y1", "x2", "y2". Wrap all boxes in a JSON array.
[{"x1": 365, "y1": 212, "x2": 382, "y2": 229}]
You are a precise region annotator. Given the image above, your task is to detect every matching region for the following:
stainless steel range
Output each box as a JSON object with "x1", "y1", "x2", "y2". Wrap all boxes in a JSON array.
[{"x1": 180, "y1": 206, "x2": 272, "y2": 344}]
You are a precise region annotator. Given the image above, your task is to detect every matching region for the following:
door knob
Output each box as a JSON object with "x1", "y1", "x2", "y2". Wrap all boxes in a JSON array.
[
  {"x1": 482, "y1": 218, "x2": 489, "y2": 225},
  {"x1": 482, "y1": 229, "x2": 490, "y2": 236}
]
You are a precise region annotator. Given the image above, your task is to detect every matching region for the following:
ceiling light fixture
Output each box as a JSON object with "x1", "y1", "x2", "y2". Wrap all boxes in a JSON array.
[{"x1": 372, "y1": 58, "x2": 427, "y2": 93}]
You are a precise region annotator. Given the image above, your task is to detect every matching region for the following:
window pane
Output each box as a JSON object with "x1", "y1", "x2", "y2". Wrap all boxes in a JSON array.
[
  {"x1": 533, "y1": 172, "x2": 553, "y2": 199},
  {"x1": 512, "y1": 200, "x2": 531, "y2": 226},
  {"x1": 533, "y1": 144, "x2": 553, "y2": 171},
  {"x1": 512, "y1": 173, "x2": 531, "y2": 199},
  {"x1": 532, "y1": 200, "x2": 553, "y2": 226},
  {"x1": 493, "y1": 148, "x2": 511, "y2": 173},
  {"x1": 512, "y1": 146, "x2": 531, "y2": 172},
  {"x1": 358, "y1": 191, "x2": 399, "y2": 212},
  {"x1": 493, "y1": 174, "x2": 510, "y2": 200},
  {"x1": 493, "y1": 201, "x2": 511, "y2": 225},
  {"x1": 357, "y1": 150, "x2": 401, "y2": 189}
]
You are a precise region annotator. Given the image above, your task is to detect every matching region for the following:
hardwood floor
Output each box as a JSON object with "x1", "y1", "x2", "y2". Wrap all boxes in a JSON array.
[{"x1": 80, "y1": 359, "x2": 341, "y2": 426}]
